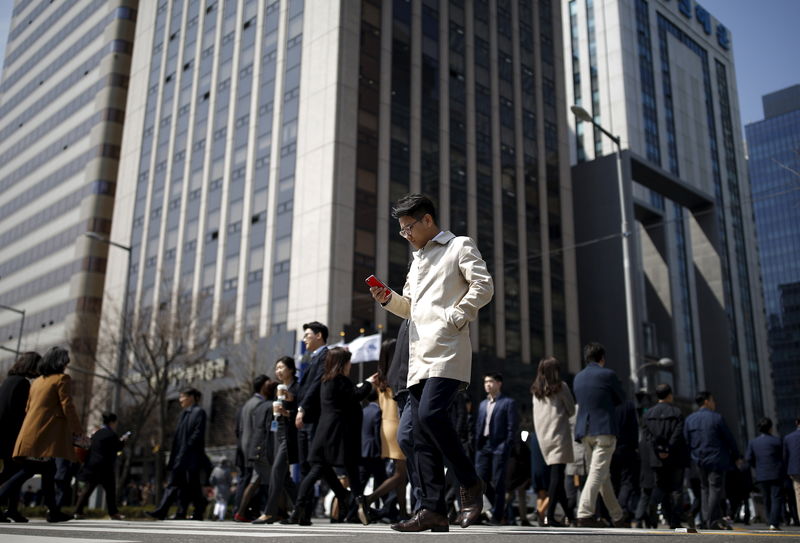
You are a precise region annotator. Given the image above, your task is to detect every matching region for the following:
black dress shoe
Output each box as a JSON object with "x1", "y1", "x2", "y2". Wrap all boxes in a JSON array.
[
  {"x1": 391, "y1": 509, "x2": 449, "y2": 532},
  {"x1": 46, "y1": 511, "x2": 72, "y2": 523},
  {"x1": 281, "y1": 508, "x2": 311, "y2": 526},
  {"x1": 543, "y1": 516, "x2": 565, "y2": 527},
  {"x1": 6, "y1": 511, "x2": 28, "y2": 523},
  {"x1": 576, "y1": 517, "x2": 605, "y2": 528},
  {"x1": 0, "y1": 510, "x2": 9, "y2": 523},
  {"x1": 457, "y1": 480, "x2": 485, "y2": 528},
  {"x1": 145, "y1": 511, "x2": 166, "y2": 521}
]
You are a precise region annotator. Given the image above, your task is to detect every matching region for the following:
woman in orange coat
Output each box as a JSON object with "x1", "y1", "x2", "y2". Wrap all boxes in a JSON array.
[{"x1": 0, "y1": 347, "x2": 84, "y2": 522}]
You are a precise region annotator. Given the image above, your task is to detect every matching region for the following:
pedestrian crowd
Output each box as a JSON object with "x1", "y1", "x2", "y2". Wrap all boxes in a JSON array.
[{"x1": 1, "y1": 193, "x2": 799, "y2": 532}]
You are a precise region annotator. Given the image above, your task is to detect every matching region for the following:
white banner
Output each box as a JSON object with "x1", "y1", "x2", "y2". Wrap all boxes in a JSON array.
[{"x1": 346, "y1": 333, "x2": 382, "y2": 363}]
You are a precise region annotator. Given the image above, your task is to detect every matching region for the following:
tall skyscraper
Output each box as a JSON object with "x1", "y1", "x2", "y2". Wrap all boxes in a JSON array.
[
  {"x1": 99, "y1": 0, "x2": 580, "y2": 410},
  {"x1": 746, "y1": 84, "x2": 800, "y2": 436},
  {"x1": 0, "y1": 1, "x2": 137, "y2": 416},
  {"x1": 562, "y1": 0, "x2": 772, "y2": 441}
]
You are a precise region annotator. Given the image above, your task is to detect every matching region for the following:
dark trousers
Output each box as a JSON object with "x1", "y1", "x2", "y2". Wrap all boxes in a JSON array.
[
  {"x1": 409, "y1": 378, "x2": 479, "y2": 515},
  {"x1": 0, "y1": 459, "x2": 58, "y2": 511},
  {"x1": 360, "y1": 457, "x2": 387, "y2": 502},
  {"x1": 610, "y1": 453, "x2": 639, "y2": 516},
  {"x1": 759, "y1": 480, "x2": 783, "y2": 527},
  {"x1": 546, "y1": 463, "x2": 570, "y2": 521},
  {"x1": 652, "y1": 466, "x2": 684, "y2": 527},
  {"x1": 475, "y1": 442, "x2": 508, "y2": 521},
  {"x1": 0, "y1": 457, "x2": 24, "y2": 513},
  {"x1": 75, "y1": 474, "x2": 118, "y2": 515},
  {"x1": 698, "y1": 467, "x2": 725, "y2": 528},
  {"x1": 263, "y1": 438, "x2": 296, "y2": 516},
  {"x1": 154, "y1": 469, "x2": 205, "y2": 519},
  {"x1": 396, "y1": 393, "x2": 422, "y2": 513},
  {"x1": 296, "y1": 463, "x2": 349, "y2": 516},
  {"x1": 295, "y1": 424, "x2": 317, "y2": 512}
]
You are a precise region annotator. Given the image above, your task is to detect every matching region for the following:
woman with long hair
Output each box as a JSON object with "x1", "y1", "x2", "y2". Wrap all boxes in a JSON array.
[
  {"x1": 286, "y1": 347, "x2": 376, "y2": 525},
  {"x1": 361, "y1": 339, "x2": 409, "y2": 521},
  {"x1": 252, "y1": 356, "x2": 299, "y2": 524},
  {"x1": 0, "y1": 351, "x2": 41, "y2": 522},
  {"x1": 531, "y1": 357, "x2": 575, "y2": 527},
  {"x1": 0, "y1": 347, "x2": 84, "y2": 523}
]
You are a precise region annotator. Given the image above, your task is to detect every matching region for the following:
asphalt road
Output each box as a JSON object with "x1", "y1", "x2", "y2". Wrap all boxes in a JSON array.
[{"x1": 0, "y1": 519, "x2": 798, "y2": 543}]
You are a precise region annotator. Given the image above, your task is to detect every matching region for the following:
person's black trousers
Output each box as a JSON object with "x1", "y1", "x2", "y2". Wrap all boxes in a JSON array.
[
  {"x1": 759, "y1": 480, "x2": 783, "y2": 528},
  {"x1": 475, "y1": 441, "x2": 508, "y2": 522},
  {"x1": 154, "y1": 469, "x2": 205, "y2": 519},
  {"x1": 546, "y1": 463, "x2": 570, "y2": 522},
  {"x1": 0, "y1": 459, "x2": 58, "y2": 512},
  {"x1": 409, "y1": 378, "x2": 480, "y2": 515},
  {"x1": 396, "y1": 392, "x2": 422, "y2": 513},
  {"x1": 698, "y1": 467, "x2": 725, "y2": 528},
  {"x1": 75, "y1": 474, "x2": 118, "y2": 516},
  {"x1": 263, "y1": 438, "x2": 296, "y2": 516},
  {"x1": 652, "y1": 466, "x2": 684, "y2": 528}
]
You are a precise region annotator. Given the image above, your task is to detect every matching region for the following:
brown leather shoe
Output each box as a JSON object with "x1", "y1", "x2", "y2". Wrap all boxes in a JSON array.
[
  {"x1": 457, "y1": 479, "x2": 485, "y2": 528},
  {"x1": 576, "y1": 517, "x2": 605, "y2": 528},
  {"x1": 391, "y1": 509, "x2": 449, "y2": 532}
]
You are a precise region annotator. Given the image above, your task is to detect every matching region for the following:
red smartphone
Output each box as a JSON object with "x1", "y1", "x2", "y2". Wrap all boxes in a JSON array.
[{"x1": 365, "y1": 275, "x2": 390, "y2": 294}]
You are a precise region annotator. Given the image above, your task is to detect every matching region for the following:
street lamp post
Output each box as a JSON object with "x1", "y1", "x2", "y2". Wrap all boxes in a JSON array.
[
  {"x1": 571, "y1": 105, "x2": 640, "y2": 389},
  {"x1": 84, "y1": 232, "x2": 132, "y2": 413}
]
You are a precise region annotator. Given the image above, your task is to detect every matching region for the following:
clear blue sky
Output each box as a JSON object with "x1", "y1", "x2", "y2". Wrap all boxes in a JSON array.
[{"x1": 0, "y1": 1, "x2": 797, "y2": 127}]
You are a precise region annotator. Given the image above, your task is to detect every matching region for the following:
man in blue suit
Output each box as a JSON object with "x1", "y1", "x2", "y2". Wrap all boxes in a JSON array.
[
  {"x1": 746, "y1": 417, "x2": 784, "y2": 530},
  {"x1": 684, "y1": 391, "x2": 740, "y2": 530},
  {"x1": 785, "y1": 415, "x2": 800, "y2": 526},
  {"x1": 572, "y1": 342, "x2": 626, "y2": 528},
  {"x1": 474, "y1": 373, "x2": 518, "y2": 524}
]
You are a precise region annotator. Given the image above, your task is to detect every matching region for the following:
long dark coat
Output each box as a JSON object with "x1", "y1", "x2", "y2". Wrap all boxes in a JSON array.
[
  {"x1": 168, "y1": 405, "x2": 212, "y2": 476},
  {"x1": 0, "y1": 375, "x2": 30, "y2": 460},
  {"x1": 309, "y1": 375, "x2": 372, "y2": 466}
]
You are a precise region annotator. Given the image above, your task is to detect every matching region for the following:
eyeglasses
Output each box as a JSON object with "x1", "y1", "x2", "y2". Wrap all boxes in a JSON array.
[{"x1": 398, "y1": 218, "x2": 422, "y2": 238}]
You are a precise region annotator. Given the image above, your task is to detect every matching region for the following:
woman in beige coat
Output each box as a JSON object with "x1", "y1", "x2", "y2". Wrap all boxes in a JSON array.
[
  {"x1": 1, "y1": 347, "x2": 83, "y2": 522},
  {"x1": 531, "y1": 357, "x2": 575, "y2": 527}
]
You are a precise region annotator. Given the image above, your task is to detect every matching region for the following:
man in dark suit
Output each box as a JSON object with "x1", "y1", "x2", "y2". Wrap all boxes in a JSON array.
[
  {"x1": 572, "y1": 342, "x2": 626, "y2": 528},
  {"x1": 147, "y1": 387, "x2": 211, "y2": 521},
  {"x1": 785, "y1": 415, "x2": 800, "y2": 526},
  {"x1": 73, "y1": 412, "x2": 129, "y2": 520},
  {"x1": 746, "y1": 417, "x2": 784, "y2": 530},
  {"x1": 233, "y1": 375, "x2": 271, "y2": 522},
  {"x1": 641, "y1": 383, "x2": 689, "y2": 529},
  {"x1": 287, "y1": 321, "x2": 328, "y2": 521},
  {"x1": 474, "y1": 373, "x2": 518, "y2": 524},
  {"x1": 684, "y1": 390, "x2": 740, "y2": 530}
]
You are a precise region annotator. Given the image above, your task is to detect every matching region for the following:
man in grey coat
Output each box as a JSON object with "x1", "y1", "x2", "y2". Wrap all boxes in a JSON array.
[{"x1": 371, "y1": 193, "x2": 494, "y2": 532}]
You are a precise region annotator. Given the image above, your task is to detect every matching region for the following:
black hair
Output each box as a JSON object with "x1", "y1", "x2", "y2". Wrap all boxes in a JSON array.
[
  {"x1": 180, "y1": 387, "x2": 202, "y2": 401},
  {"x1": 8, "y1": 351, "x2": 41, "y2": 378},
  {"x1": 391, "y1": 193, "x2": 438, "y2": 225},
  {"x1": 484, "y1": 372, "x2": 503, "y2": 383},
  {"x1": 38, "y1": 347, "x2": 70, "y2": 376},
  {"x1": 102, "y1": 412, "x2": 118, "y2": 425},
  {"x1": 583, "y1": 342, "x2": 606, "y2": 364},
  {"x1": 655, "y1": 383, "x2": 672, "y2": 400},
  {"x1": 253, "y1": 374, "x2": 270, "y2": 394},
  {"x1": 274, "y1": 356, "x2": 296, "y2": 377},
  {"x1": 303, "y1": 321, "x2": 329, "y2": 343},
  {"x1": 758, "y1": 417, "x2": 772, "y2": 434},
  {"x1": 367, "y1": 389, "x2": 379, "y2": 402},
  {"x1": 695, "y1": 390, "x2": 713, "y2": 407},
  {"x1": 376, "y1": 338, "x2": 397, "y2": 392}
]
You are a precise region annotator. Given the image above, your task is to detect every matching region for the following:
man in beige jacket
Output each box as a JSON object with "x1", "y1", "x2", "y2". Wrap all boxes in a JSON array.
[{"x1": 370, "y1": 193, "x2": 493, "y2": 532}]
